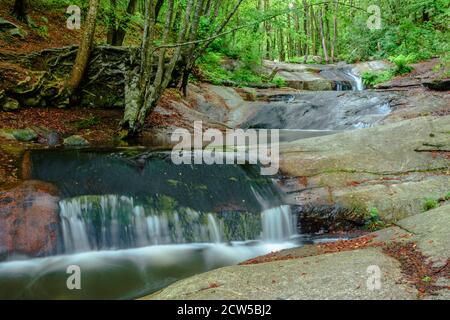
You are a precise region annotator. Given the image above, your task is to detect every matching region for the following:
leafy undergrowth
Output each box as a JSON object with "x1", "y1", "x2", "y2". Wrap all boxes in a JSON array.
[{"x1": 383, "y1": 242, "x2": 450, "y2": 298}]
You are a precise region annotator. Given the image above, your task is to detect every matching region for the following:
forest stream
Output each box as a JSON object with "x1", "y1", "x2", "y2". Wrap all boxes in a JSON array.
[{"x1": 0, "y1": 69, "x2": 381, "y2": 299}]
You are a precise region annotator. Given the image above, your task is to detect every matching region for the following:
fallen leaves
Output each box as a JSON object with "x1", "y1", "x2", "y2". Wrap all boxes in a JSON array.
[{"x1": 382, "y1": 242, "x2": 449, "y2": 298}]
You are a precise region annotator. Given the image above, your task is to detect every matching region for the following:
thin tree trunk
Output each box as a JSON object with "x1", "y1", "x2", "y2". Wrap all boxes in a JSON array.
[
  {"x1": 66, "y1": 0, "x2": 101, "y2": 92},
  {"x1": 108, "y1": 0, "x2": 139, "y2": 46},
  {"x1": 318, "y1": 5, "x2": 329, "y2": 63},
  {"x1": 331, "y1": 0, "x2": 338, "y2": 62},
  {"x1": 302, "y1": 0, "x2": 309, "y2": 63},
  {"x1": 12, "y1": 0, "x2": 28, "y2": 22},
  {"x1": 310, "y1": 4, "x2": 316, "y2": 56}
]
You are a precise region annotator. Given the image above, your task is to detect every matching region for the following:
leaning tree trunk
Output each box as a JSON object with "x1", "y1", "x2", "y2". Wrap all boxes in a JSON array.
[
  {"x1": 12, "y1": 0, "x2": 28, "y2": 22},
  {"x1": 66, "y1": 0, "x2": 101, "y2": 92}
]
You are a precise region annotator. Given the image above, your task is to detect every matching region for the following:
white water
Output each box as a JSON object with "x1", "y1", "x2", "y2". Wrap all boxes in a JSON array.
[
  {"x1": 0, "y1": 241, "x2": 298, "y2": 299},
  {"x1": 59, "y1": 193, "x2": 297, "y2": 253},
  {"x1": 261, "y1": 205, "x2": 295, "y2": 241},
  {"x1": 345, "y1": 69, "x2": 364, "y2": 91}
]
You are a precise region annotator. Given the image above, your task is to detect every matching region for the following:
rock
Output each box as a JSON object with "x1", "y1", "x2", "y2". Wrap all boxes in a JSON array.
[
  {"x1": 8, "y1": 28, "x2": 26, "y2": 39},
  {"x1": 280, "y1": 116, "x2": 450, "y2": 223},
  {"x1": 145, "y1": 204, "x2": 450, "y2": 300},
  {"x1": 2, "y1": 97, "x2": 20, "y2": 111},
  {"x1": 0, "y1": 180, "x2": 60, "y2": 259},
  {"x1": 0, "y1": 17, "x2": 18, "y2": 31},
  {"x1": 63, "y1": 135, "x2": 89, "y2": 147},
  {"x1": 396, "y1": 203, "x2": 450, "y2": 263},
  {"x1": 423, "y1": 78, "x2": 450, "y2": 91},
  {"x1": 144, "y1": 247, "x2": 416, "y2": 300},
  {"x1": 351, "y1": 60, "x2": 392, "y2": 75},
  {"x1": 240, "y1": 91, "x2": 393, "y2": 130},
  {"x1": 235, "y1": 87, "x2": 257, "y2": 101},
  {"x1": 0, "y1": 128, "x2": 38, "y2": 142},
  {"x1": 30, "y1": 126, "x2": 61, "y2": 146}
]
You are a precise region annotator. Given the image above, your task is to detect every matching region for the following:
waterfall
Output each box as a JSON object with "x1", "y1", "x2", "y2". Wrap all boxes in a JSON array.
[
  {"x1": 58, "y1": 193, "x2": 297, "y2": 253},
  {"x1": 261, "y1": 205, "x2": 296, "y2": 241},
  {"x1": 344, "y1": 69, "x2": 364, "y2": 91},
  {"x1": 251, "y1": 186, "x2": 297, "y2": 241}
]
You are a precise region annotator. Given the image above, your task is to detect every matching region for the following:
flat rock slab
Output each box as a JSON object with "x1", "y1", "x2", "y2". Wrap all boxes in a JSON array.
[
  {"x1": 396, "y1": 204, "x2": 450, "y2": 264},
  {"x1": 145, "y1": 248, "x2": 417, "y2": 300}
]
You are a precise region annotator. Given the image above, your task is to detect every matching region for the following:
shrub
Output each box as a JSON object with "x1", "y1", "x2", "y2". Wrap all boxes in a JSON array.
[
  {"x1": 362, "y1": 70, "x2": 394, "y2": 87},
  {"x1": 423, "y1": 198, "x2": 438, "y2": 211},
  {"x1": 366, "y1": 208, "x2": 385, "y2": 231},
  {"x1": 389, "y1": 54, "x2": 415, "y2": 75}
]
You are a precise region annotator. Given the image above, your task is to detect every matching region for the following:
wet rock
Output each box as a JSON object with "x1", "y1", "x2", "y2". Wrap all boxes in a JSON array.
[
  {"x1": 293, "y1": 205, "x2": 365, "y2": 233},
  {"x1": 0, "y1": 128, "x2": 38, "y2": 142},
  {"x1": 31, "y1": 126, "x2": 61, "y2": 146},
  {"x1": 2, "y1": 97, "x2": 20, "y2": 111},
  {"x1": 0, "y1": 180, "x2": 60, "y2": 259},
  {"x1": 423, "y1": 78, "x2": 450, "y2": 91},
  {"x1": 241, "y1": 91, "x2": 393, "y2": 130},
  {"x1": 63, "y1": 135, "x2": 89, "y2": 147}
]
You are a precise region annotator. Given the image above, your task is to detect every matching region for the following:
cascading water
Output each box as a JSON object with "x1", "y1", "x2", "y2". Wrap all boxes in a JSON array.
[
  {"x1": 261, "y1": 205, "x2": 296, "y2": 241},
  {"x1": 0, "y1": 149, "x2": 304, "y2": 299},
  {"x1": 343, "y1": 69, "x2": 364, "y2": 91},
  {"x1": 58, "y1": 193, "x2": 297, "y2": 254}
]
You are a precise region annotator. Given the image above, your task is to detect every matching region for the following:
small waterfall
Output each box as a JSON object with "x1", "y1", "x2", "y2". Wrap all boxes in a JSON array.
[
  {"x1": 58, "y1": 192, "x2": 297, "y2": 253},
  {"x1": 59, "y1": 195, "x2": 226, "y2": 253},
  {"x1": 207, "y1": 214, "x2": 222, "y2": 243},
  {"x1": 251, "y1": 186, "x2": 297, "y2": 241},
  {"x1": 261, "y1": 205, "x2": 296, "y2": 241},
  {"x1": 344, "y1": 69, "x2": 364, "y2": 91}
]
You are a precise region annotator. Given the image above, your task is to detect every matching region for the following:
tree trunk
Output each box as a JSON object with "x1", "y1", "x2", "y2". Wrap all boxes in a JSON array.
[
  {"x1": 12, "y1": 0, "x2": 28, "y2": 22},
  {"x1": 66, "y1": 0, "x2": 101, "y2": 92},
  {"x1": 108, "y1": 0, "x2": 138, "y2": 46},
  {"x1": 318, "y1": 5, "x2": 329, "y2": 63},
  {"x1": 330, "y1": 0, "x2": 338, "y2": 63},
  {"x1": 310, "y1": 5, "x2": 316, "y2": 56},
  {"x1": 302, "y1": 0, "x2": 309, "y2": 63}
]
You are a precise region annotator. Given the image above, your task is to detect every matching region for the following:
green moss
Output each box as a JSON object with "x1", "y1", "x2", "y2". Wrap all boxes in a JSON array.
[{"x1": 423, "y1": 198, "x2": 438, "y2": 211}]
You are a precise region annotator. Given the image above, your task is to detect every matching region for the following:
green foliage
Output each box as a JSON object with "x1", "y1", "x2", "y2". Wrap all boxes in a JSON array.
[
  {"x1": 366, "y1": 208, "x2": 385, "y2": 231},
  {"x1": 198, "y1": 51, "x2": 284, "y2": 87},
  {"x1": 423, "y1": 198, "x2": 438, "y2": 211},
  {"x1": 445, "y1": 192, "x2": 450, "y2": 201},
  {"x1": 76, "y1": 116, "x2": 101, "y2": 130},
  {"x1": 272, "y1": 76, "x2": 287, "y2": 88},
  {"x1": 362, "y1": 70, "x2": 394, "y2": 87},
  {"x1": 389, "y1": 54, "x2": 415, "y2": 75}
]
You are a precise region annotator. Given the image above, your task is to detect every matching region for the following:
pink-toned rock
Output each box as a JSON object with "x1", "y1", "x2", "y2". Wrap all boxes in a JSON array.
[{"x1": 0, "y1": 180, "x2": 59, "y2": 258}]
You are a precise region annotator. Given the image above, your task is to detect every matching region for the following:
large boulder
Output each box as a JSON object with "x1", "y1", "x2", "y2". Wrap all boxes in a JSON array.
[
  {"x1": 0, "y1": 180, "x2": 60, "y2": 259},
  {"x1": 279, "y1": 116, "x2": 450, "y2": 223}
]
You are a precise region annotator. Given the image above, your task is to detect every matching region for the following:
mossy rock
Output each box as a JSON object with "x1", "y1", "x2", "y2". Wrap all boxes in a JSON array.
[
  {"x1": 2, "y1": 98, "x2": 20, "y2": 111},
  {"x1": 0, "y1": 128, "x2": 37, "y2": 142},
  {"x1": 63, "y1": 135, "x2": 89, "y2": 147}
]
